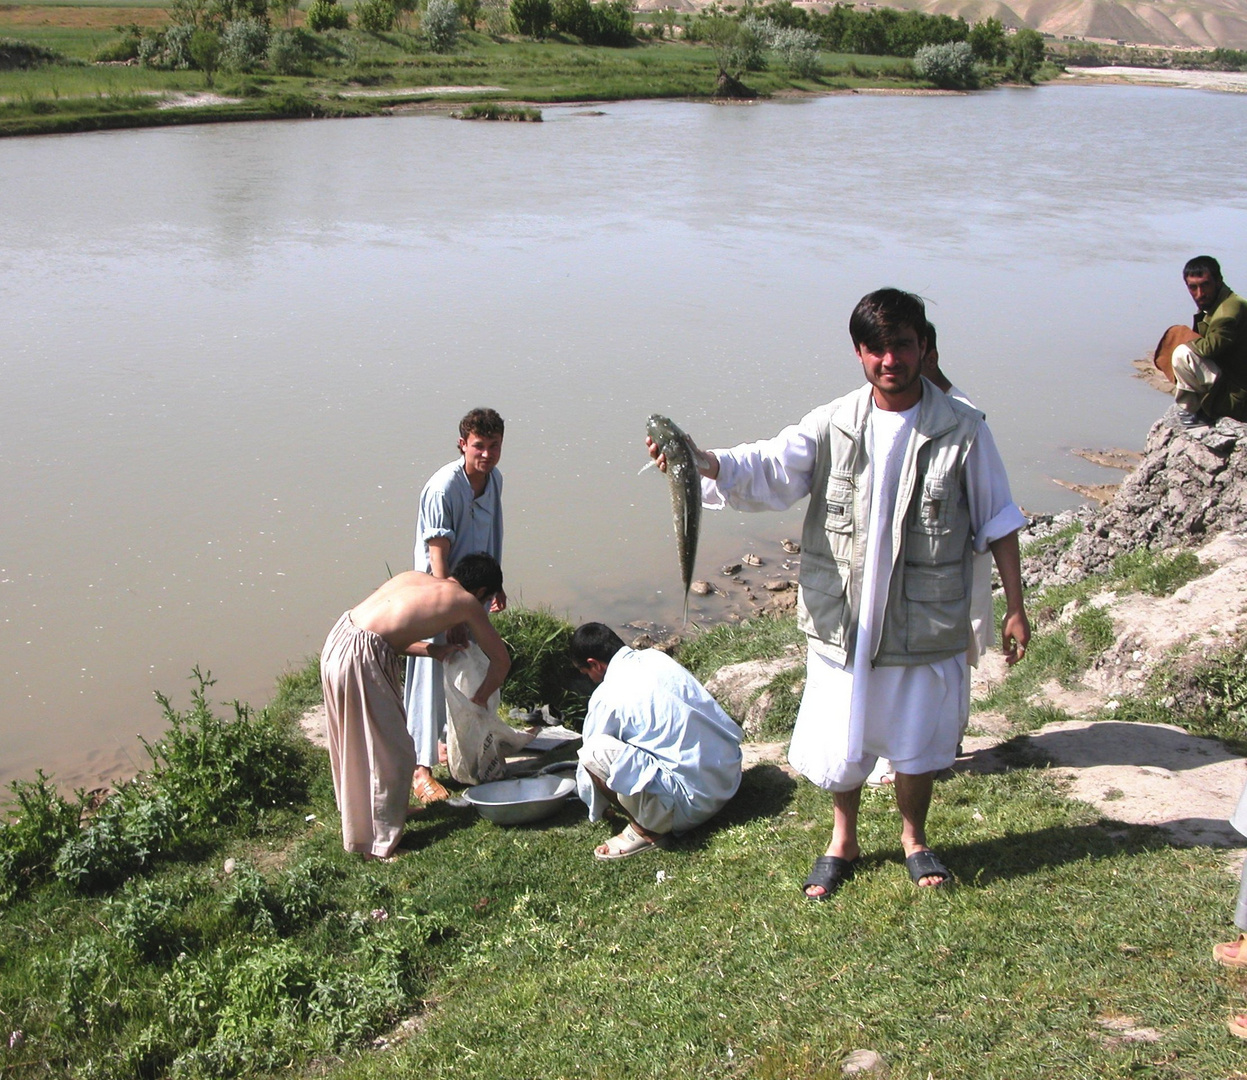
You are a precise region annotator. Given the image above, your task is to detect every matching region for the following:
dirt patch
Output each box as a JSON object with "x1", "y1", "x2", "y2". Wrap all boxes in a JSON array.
[{"x1": 0, "y1": 6, "x2": 169, "y2": 29}]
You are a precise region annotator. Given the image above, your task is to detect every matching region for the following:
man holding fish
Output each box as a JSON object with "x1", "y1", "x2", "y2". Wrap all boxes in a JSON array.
[{"x1": 647, "y1": 288, "x2": 1030, "y2": 896}]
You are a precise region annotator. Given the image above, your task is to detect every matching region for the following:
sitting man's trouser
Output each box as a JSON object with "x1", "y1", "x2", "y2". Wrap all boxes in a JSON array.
[
  {"x1": 1172, "y1": 343, "x2": 1221, "y2": 412},
  {"x1": 579, "y1": 733, "x2": 677, "y2": 835}
]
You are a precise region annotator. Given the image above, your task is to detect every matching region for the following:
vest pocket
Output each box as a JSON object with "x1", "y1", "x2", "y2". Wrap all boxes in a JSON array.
[
  {"x1": 903, "y1": 564, "x2": 966, "y2": 654},
  {"x1": 798, "y1": 558, "x2": 849, "y2": 646}
]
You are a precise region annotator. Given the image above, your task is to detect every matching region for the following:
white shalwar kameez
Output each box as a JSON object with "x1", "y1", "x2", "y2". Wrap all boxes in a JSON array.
[{"x1": 704, "y1": 398, "x2": 1025, "y2": 793}]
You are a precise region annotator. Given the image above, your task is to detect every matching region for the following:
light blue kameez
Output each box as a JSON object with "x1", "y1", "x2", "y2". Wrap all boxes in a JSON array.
[{"x1": 403, "y1": 458, "x2": 503, "y2": 768}]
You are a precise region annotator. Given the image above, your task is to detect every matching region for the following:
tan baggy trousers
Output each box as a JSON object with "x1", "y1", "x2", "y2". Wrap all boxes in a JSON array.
[
  {"x1": 321, "y1": 611, "x2": 415, "y2": 857},
  {"x1": 1172, "y1": 343, "x2": 1221, "y2": 412}
]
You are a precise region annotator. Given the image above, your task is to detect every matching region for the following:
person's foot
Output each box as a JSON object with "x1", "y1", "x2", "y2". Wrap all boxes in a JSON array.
[
  {"x1": 412, "y1": 768, "x2": 449, "y2": 804},
  {"x1": 593, "y1": 823, "x2": 664, "y2": 860},
  {"x1": 904, "y1": 847, "x2": 953, "y2": 888},
  {"x1": 1170, "y1": 405, "x2": 1211, "y2": 430},
  {"x1": 1214, "y1": 934, "x2": 1247, "y2": 968},
  {"x1": 437, "y1": 741, "x2": 448, "y2": 766},
  {"x1": 1229, "y1": 1013, "x2": 1247, "y2": 1039},
  {"x1": 805, "y1": 840, "x2": 861, "y2": 899}
]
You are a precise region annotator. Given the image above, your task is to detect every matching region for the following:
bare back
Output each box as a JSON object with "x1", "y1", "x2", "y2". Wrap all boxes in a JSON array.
[{"x1": 351, "y1": 571, "x2": 482, "y2": 655}]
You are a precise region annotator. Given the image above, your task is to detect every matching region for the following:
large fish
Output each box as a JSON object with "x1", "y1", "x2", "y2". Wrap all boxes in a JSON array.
[{"x1": 646, "y1": 414, "x2": 702, "y2": 622}]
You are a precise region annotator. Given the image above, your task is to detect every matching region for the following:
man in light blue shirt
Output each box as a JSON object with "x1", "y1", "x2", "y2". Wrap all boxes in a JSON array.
[
  {"x1": 571, "y1": 623, "x2": 743, "y2": 860},
  {"x1": 405, "y1": 408, "x2": 506, "y2": 803}
]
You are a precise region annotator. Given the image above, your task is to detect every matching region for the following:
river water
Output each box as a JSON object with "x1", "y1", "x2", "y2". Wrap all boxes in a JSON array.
[{"x1": 2, "y1": 84, "x2": 1246, "y2": 789}]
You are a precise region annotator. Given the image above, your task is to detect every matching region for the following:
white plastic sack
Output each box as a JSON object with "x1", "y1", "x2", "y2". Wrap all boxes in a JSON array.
[{"x1": 443, "y1": 642, "x2": 535, "y2": 785}]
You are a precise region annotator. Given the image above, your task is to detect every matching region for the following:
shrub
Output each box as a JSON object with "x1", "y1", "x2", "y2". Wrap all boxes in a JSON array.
[
  {"x1": 94, "y1": 27, "x2": 143, "y2": 62},
  {"x1": 772, "y1": 23, "x2": 820, "y2": 75},
  {"x1": 53, "y1": 781, "x2": 177, "y2": 893},
  {"x1": 141, "y1": 667, "x2": 311, "y2": 830},
  {"x1": 457, "y1": 0, "x2": 482, "y2": 30},
  {"x1": 510, "y1": 0, "x2": 552, "y2": 37},
  {"x1": 138, "y1": 23, "x2": 195, "y2": 69},
  {"x1": 354, "y1": 0, "x2": 397, "y2": 31},
  {"x1": 587, "y1": 0, "x2": 631, "y2": 46},
  {"x1": 189, "y1": 27, "x2": 223, "y2": 80},
  {"x1": 306, "y1": 0, "x2": 350, "y2": 31},
  {"x1": 482, "y1": 0, "x2": 510, "y2": 33},
  {"x1": 424, "y1": 0, "x2": 460, "y2": 50},
  {"x1": 267, "y1": 27, "x2": 309, "y2": 72},
  {"x1": 552, "y1": 0, "x2": 592, "y2": 36},
  {"x1": 493, "y1": 607, "x2": 589, "y2": 725},
  {"x1": 221, "y1": 16, "x2": 270, "y2": 70},
  {"x1": 913, "y1": 40, "x2": 978, "y2": 88},
  {"x1": 0, "y1": 772, "x2": 84, "y2": 905},
  {"x1": 0, "y1": 38, "x2": 61, "y2": 69}
]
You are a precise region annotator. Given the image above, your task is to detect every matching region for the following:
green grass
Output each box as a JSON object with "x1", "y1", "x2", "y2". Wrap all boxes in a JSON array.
[{"x1": 0, "y1": 24, "x2": 932, "y2": 136}]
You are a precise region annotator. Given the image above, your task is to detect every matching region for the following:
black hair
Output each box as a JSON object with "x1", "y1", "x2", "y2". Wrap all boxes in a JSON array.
[
  {"x1": 449, "y1": 553, "x2": 503, "y2": 598},
  {"x1": 924, "y1": 320, "x2": 938, "y2": 354},
  {"x1": 848, "y1": 289, "x2": 928, "y2": 353},
  {"x1": 1184, "y1": 256, "x2": 1222, "y2": 283},
  {"x1": 459, "y1": 408, "x2": 505, "y2": 444},
  {"x1": 571, "y1": 622, "x2": 626, "y2": 666}
]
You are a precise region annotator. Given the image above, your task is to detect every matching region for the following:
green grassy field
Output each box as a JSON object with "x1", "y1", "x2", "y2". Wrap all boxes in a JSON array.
[{"x1": 4, "y1": 538, "x2": 1247, "y2": 1078}]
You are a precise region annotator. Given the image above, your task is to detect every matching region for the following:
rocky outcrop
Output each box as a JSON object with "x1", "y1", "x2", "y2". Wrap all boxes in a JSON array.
[{"x1": 1024, "y1": 413, "x2": 1247, "y2": 587}]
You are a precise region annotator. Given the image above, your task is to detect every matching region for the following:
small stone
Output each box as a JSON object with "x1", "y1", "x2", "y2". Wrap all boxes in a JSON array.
[
  {"x1": 223, "y1": 857, "x2": 236, "y2": 875},
  {"x1": 841, "y1": 1048, "x2": 888, "y2": 1075},
  {"x1": 690, "y1": 580, "x2": 714, "y2": 596},
  {"x1": 762, "y1": 579, "x2": 791, "y2": 592},
  {"x1": 741, "y1": 553, "x2": 764, "y2": 567},
  {"x1": 781, "y1": 539, "x2": 801, "y2": 554},
  {"x1": 9, "y1": 1031, "x2": 25, "y2": 1050},
  {"x1": 721, "y1": 562, "x2": 742, "y2": 575},
  {"x1": 631, "y1": 633, "x2": 656, "y2": 650}
]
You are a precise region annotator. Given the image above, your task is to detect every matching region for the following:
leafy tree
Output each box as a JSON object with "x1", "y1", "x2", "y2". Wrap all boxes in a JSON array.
[
  {"x1": 511, "y1": 0, "x2": 552, "y2": 37},
  {"x1": 266, "y1": 27, "x2": 308, "y2": 71},
  {"x1": 354, "y1": 0, "x2": 397, "y2": 31},
  {"x1": 425, "y1": 0, "x2": 461, "y2": 49},
  {"x1": 305, "y1": 0, "x2": 350, "y2": 29},
  {"x1": 457, "y1": 0, "x2": 482, "y2": 30},
  {"x1": 914, "y1": 40, "x2": 977, "y2": 87},
  {"x1": 552, "y1": 0, "x2": 592, "y2": 37},
  {"x1": 968, "y1": 16, "x2": 1006, "y2": 64},
  {"x1": 772, "y1": 24, "x2": 820, "y2": 76},
  {"x1": 221, "y1": 16, "x2": 270, "y2": 70},
  {"x1": 188, "y1": 27, "x2": 222, "y2": 83},
  {"x1": 1007, "y1": 26, "x2": 1045, "y2": 82},
  {"x1": 268, "y1": 0, "x2": 298, "y2": 27},
  {"x1": 588, "y1": 0, "x2": 632, "y2": 46},
  {"x1": 695, "y1": 11, "x2": 758, "y2": 96}
]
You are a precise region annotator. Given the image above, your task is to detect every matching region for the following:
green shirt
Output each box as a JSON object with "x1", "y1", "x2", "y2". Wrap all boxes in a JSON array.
[{"x1": 1192, "y1": 283, "x2": 1247, "y2": 420}]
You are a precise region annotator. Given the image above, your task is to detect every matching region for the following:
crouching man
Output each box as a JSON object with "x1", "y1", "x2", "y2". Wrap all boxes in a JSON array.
[
  {"x1": 571, "y1": 623, "x2": 743, "y2": 860},
  {"x1": 321, "y1": 554, "x2": 510, "y2": 860}
]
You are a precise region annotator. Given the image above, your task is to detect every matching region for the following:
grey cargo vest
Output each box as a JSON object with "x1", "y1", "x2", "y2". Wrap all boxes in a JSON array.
[{"x1": 796, "y1": 380, "x2": 982, "y2": 667}]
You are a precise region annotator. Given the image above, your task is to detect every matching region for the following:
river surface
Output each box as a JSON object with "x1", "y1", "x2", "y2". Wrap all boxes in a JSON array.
[{"x1": 2, "y1": 84, "x2": 1246, "y2": 789}]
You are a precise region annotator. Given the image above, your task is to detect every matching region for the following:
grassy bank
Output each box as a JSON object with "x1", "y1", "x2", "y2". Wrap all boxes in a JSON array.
[
  {"x1": 4, "y1": 542, "x2": 1247, "y2": 1078},
  {"x1": 1, "y1": 0, "x2": 1007, "y2": 138}
]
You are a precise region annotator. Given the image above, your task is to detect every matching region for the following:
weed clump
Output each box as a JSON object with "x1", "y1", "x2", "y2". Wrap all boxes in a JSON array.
[{"x1": 493, "y1": 606, "x2": 586, "y2": 721}]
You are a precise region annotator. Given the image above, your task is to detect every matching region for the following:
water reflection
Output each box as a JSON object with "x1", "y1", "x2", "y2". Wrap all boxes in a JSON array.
[{"x1": 1, "y1": 86, "x2": 1245, "y2": 787}]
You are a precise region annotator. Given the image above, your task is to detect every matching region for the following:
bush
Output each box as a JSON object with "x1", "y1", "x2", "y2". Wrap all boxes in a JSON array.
[
  {"x1": 141, "y1": 667, "x2": 310, "y2": 830},
  {"x1": 354, "y1": 0, "x2": 397, "y2": 31},
  {"x1": 306, "y1": 0, "x2": 350, "y2": 31},
  {"x1": 587, "y1": 0, "x2": 631, "y2": 46},
  {"x1": 221, "y1": 16, "x2": 270, "y2": 71},
  {"x1": 0, "y1": 772, "x2": 84, "y2": 905},
  {"x1": 0, "y1": 37, "x2": 61, "y2": 69},
  {"x1": 424, "y1": 0, "x2": 460, "y2": 50},
  {"x1": 94, "y1": 27, "x2": 143, "y2": 62},
  {"x1": 53, "y1": 782, "x2": 177, "y2": 893},
  {"x1": 772, "y1": 23, "x2": 820, "y2": 76},
  {"x1": 493, "y1": 607, "x2": 590, "y2": 725},
  {"x1": 189, "y1": 27, "x2": 223, "y2": 79},
  {"x1": 913, "y1": 40, "x2": 978, "y2": 88},
  {"x1": 266, "y1": 27, "x2": 309, "y2": 72},
  {"x1": 552, "y1": 0, "x2": 592, "y2": 36},
  {"x1": 510, "y1": 0, "x2": 552, "y2": 37},
  {"x1": 138, "y1": 23, "x2": 195, "y2": 69}
]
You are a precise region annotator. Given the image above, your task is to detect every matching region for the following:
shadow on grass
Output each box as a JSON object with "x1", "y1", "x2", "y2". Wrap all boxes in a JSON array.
[
  {"x1": 670, "y1": 762, "x2": 799, "y2": 853},
  {"x1": 397, "y1": 801, "x2": 483, "y2": 851},
  {"x1": 905, "y1": 821, "x2": 1174, "y2": 886}
]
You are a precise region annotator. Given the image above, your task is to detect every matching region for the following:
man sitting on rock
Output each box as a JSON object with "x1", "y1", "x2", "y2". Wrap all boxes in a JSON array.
[
  {"x1": 1170, "y1": 255, "x2": 1247, "y2": 428},
  {"x1": 321, "y1": 555, "x2": 510, "y2": 860},
  {"x1": 571, "y1": 623, "x2": 743, "y2": 860}
]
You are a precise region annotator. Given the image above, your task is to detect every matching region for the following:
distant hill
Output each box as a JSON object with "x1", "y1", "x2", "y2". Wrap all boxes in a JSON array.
[
  {"x1": 638, "y1": 0, "x2": 1247, "y2": 48},
  {"x1": 886, "y1": 0, "x2": 1247, "y2": 48}
]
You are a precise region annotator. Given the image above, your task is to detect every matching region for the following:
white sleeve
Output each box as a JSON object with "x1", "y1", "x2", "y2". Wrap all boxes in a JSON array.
[
  {"x1": 701, "y1": 413, "x2": 820, "y2": 513},
  {"x1": 965, "y1": 421, "x2": 1027, "y2": 552}
]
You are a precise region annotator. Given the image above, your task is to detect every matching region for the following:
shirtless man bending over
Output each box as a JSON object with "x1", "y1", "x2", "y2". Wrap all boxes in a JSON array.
[{"x1": 320, "y1": 554, "x2": 511, "y2": 859}]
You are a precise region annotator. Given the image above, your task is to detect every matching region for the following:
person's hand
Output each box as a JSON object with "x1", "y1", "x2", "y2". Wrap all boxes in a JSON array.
[
  {"x1": 645, "y1": 435, "x2": 718, "y2": 479},
  {"x1": 1001, "y1": 610, "x2": 1030, "y2": 665},
  {"x1": 446, "y1": 623, "x2": 469, "y2": 648},
  {"x1": 470, "y1": 688, "x2": 492, "y2": 708},
  {"x1": 490, "y1": 588, "x2": 507, "y2": 614},
  {"x1": 427, "y1": 642, "x2": 465, "y2": 663}
]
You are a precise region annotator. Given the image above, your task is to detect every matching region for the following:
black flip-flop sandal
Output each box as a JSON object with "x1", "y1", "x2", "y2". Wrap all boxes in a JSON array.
[
  {"x1": 905, "y1": 849, "x2": 953, "y2": 888},
  {"x1": 802, "y1": 854, "x2": 858, "y2": 900}
]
